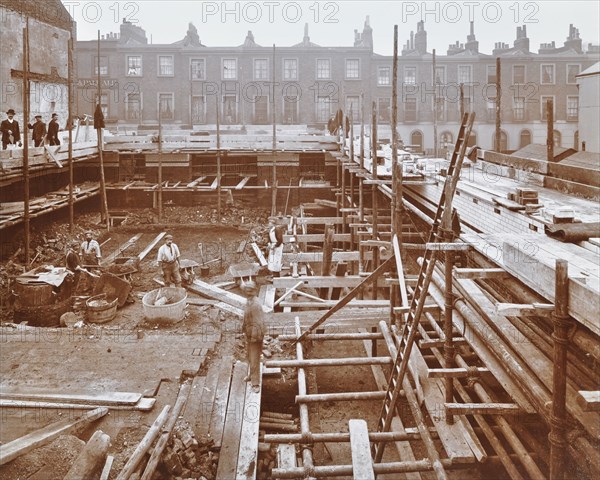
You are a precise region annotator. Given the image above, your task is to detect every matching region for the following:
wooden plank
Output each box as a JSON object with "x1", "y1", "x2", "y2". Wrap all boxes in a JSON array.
[
  {"x1": 210, "y1": 177, "x2": 219, "y2": 190},
  {"x1": 137, "y1": 232, "x2": 166, "y2": 262},
  {"x1": 495, "y1": 303, "x2": 554, "y2": 316},
  {"x1": 263, "y1": 285, "x2": 276, "y2": 311},
  {"x1": 427, "y1": 367, "x2": 489, "y2": 378},
  {"x1": 445, "y1": 403, "x2": 520, "y2": 416},
  {"x1": 282, "y1": 251, "x2": 372, "y2": 264},
  {"x1": 0, "y1": 390, "x2": 142, "y2": 405},
  {"x1": 576, "y1": 391, "x2": 600, "y2": 412},
  {"x1": 276, "y1": 444, "x2": 297, "y2": 474},
  {"x1": 425, "y1": 242, "x2": 471, "y2": 251},
  {"x1": 278, "y1": 299, "x2": 390, "y2": 309},
  {"x1": 195, "y1": 369, "x2": 219, "y2": 441},
  {"x1": 235, "y1": 364, "x2": 262, "y2": 480},
  {"x1": 0, "y1": 397, "x2": 155, "y2": 411},
  {"x1": 209, "y1": 358, "x2": 234, "y2": 449},
  {"x1": 187, "y1": 279, "x2": 246, "y2": 310},
  {"x1": 101, "y1": 233, "x2": 143, "y2": 266},
  {"x1": 215, "y1": 362, "x2": 247, "y2": 479},
  {"x1": 271, "y1": 217, "x2": 344, "y2": 225},
  {"x1": 250, "y1": 243, "x2": 268, "y2": 267},
  {"x1": 236, "y1": 176, "x2": 252, "y2": 190},
  {"x1": 0, "y1": 407, "x2": 108, "y2": 465},
  {"x1": 453, "y1": 268, "x2": 509, "y2": 279},
  {"x1": 349, "y1": 419, "x2": 375, "y2": 480},
  {"x1": 273, "y1": 275, "x2": 387, "y2": 289},
  {"x1": 284, "y1": 233, "x2": 351, "y2": 243}
]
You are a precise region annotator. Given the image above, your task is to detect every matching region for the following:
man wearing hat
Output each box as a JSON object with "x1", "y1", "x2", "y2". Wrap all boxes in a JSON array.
[
  {"x1": 80, "y1": 231, "x2": 102, "y2": 266},
  {"x1": 47, "y1": 113, "x2": 61, "y2": 146},
  {"x1": 28, "y1": 115, "x2": 47, "y2": 147},
  {"x1": 157, "y1": 234, "x2": 181, "y2": 287},
  {"x1": 241, "y1": 280, "x2": 265, "y2": 392},
  {"x1": 1, "y1": 109, "x2": 22, "y2": 150}
]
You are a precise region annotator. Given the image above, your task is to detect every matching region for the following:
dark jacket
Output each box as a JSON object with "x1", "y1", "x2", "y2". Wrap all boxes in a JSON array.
[
  {"x1": 243, "y1": 297, "x2": 266, "y2": 342},
  {"x1": 28, "y1": 121, "x2": 47, "y2": 144},
  {"x1": 47, "y1": 119, "x2": 60, "y2": 145},
  {"x1": 1, "y1": 119, "x2": 21, "y2": 145}
]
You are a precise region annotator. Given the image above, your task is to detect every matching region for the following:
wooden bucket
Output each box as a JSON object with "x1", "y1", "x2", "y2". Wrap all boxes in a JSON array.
[{"x1": 13, "y1": 280, "x2": 55, "y2": 308}]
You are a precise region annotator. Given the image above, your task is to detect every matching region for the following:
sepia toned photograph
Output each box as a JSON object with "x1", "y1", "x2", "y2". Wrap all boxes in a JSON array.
[{"x1": 0, "y1": 1, "x2": 599, "y2": 479}]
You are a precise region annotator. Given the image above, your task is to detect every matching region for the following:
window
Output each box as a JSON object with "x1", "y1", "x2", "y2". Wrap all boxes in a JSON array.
[
  {"x1": 191, "y1": 95, "x2": 205, "y2": 123},
  {"x1": 93, "y1": 56, "x2": 108, "y2": 76},
  {"x1": 95, "y1": 93, "x2": 108, "y2": 117},
  {"x1": 541, "y1": 64, "x2": 555, "y2": 84},
  {"x1": 404, "y1": 66, "x2": 416, "y2": 85},
  {"x1": 377, "y1": 66, "x2": 391, "y2": 86},
  {"x1": 190, "y1": 59, "x2": 205, "y2": 80},
  {"x1": 513, "y1": 97, "x2": 525, "y2": 120},
  {"x1": 158, "y1": 93, "x2": 174, "y2": 119},
  {"x1": 345, "y1": 59, "x2": 360, "y2": 79},
  {"x1": 567, "y1": 96, "x2": 578, "y2": 120},
  {"x1": 462, "y1": 96, "x2": 473, "y2": 114},
  {"x1": 513, "y1": 65, "x2": 525, "y2": 84},
  {"x1": 435, "y1": 97, "x2": 445, "y2": 121},
  {"x1": 458, "y1": 65, "x2": 471, "y2": 84},
  {"x1": 316, "y1": 59, "x2": 331, "y2": 80},
  {"x1": 553, "y1": 130, "x2": 561, "y2": 148},
  {"x1": 283, "y1": 95, "x2": 298, "y2": 124},
  {"x1": 158, "y1": 56, "x2": 174, "y2": 76},
  {"x1": 567, "y1": 64, "x2": 580, "y2": 84},
  {"x1": 519, "y1": 130, "x2": 532, "y2": 148},
  {"x1": 222, "y1": 59, "x2": 237, "y2": 80},
  {"x1": 487, "y1": 65, "x2": 496, "y2": 84},
  {"x1": 495, "y1": 130, "x2": 508, "y2": 151},
  {"x1": 126, "y1": 93, "x2": 141, "y2": 120},
  {"x1": 440, "y1": 131, "x2": 453, "y2": 150},
  {"x1": 283, "y1": 59, "x2": 297, "y2": 80},
  {"x1": 126, "y1": 56, "x2": 142, "y2": 76},
  {"x1": 316, "y1": 95, "x2": 331, "y2": 122},
  {"x1": 254, "y1": 95, "x2": 269, "y2": 124},
  {"x1": 377, "y1": 98, "x2": 390, "y2": 123},
  {"x1": 434, "y1": 66, "x2": 445, "y2": 84},
  {"x1": 405, "y1": 97, "x2": 417, "y2": 121},
  {"x1": 541, "y1": 95, "x2": 554, "y2": 120},
  {"x1": 254, "y1": 59, "x2": 269, "y2": 80},
  {"x1": 346, "y1": 96, "x2": 360, "y2": 122},
  {"x1": 410, "y1": 130, "x2": 423, "y2": 151},
  {"x1": 486, "y1": 98, "x2": 496, "y2": 121},
  {"x1": 222, "y1": 95, "x2": 237, "y2": 123}
]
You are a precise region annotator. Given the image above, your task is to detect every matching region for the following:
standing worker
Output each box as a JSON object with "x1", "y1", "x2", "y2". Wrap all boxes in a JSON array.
[
  {"x1": 1, "y1": 109, "x2": 22, "y2": 149},
  {"x1": 47, "y1": 112, "x2": 61, "y2": 146},
  {"x1": 157, "y1": 234, "x2": 181, "y2": 287},
  {"x1": 267, "y1": 222, "x2": 285, "y2": 278},
  {"x1": 241, "y1": 280, "x2": 265, "y2": 393},
  {"x1": 80, "y1": 231, "x2": 102, "y2": 266},
  {"x1": 28, "y1": 115, "x2": 46, "y2": 147}
]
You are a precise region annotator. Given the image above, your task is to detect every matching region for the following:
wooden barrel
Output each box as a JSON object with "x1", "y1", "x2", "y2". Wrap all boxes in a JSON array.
[{"x1": 13, "y1": 280, "x2": 55, "y2": 308}]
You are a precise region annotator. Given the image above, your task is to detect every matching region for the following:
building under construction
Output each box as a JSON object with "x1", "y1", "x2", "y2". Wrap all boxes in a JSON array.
[{"x1": 0, "y1": 2, "x2": 599, "y2": 480}]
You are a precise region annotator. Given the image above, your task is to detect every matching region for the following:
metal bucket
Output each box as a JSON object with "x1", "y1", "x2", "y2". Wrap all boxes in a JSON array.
[{"x1": 142, "y1": 287, "x2": 187, "y2": 324}]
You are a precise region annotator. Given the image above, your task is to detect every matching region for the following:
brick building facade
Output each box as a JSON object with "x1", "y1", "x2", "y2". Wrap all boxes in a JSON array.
[{"x1": 74, "y1": 18, "x2": 600, "y2": 153}]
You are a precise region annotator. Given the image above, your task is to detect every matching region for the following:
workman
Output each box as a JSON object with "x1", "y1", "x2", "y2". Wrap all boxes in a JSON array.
[
  {"x1": 157, "y1": 234, "x2": 182, "y2": 287},
  {"x1": 241, "y1": 280, "x2": 265, "y2": 393},
  {"x1": 267, "y1": 222, "x2": 285, "y2": 277},
  {"x1": 80, "y1": 231, "x2": 101, "y2": 266}
]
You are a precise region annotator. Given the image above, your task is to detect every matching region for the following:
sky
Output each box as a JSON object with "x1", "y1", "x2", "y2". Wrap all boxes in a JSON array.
[{"x1": 65, "y1": 1, "x2": 600, "y2": 55}]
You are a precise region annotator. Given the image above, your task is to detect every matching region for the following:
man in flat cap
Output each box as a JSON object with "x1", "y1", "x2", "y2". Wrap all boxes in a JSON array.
[
  {"x1": 157, "y1": 234, "x2": 181, "y2": 287},
  {"x1": 1, "y1": 109, "x2": 22, "y2": 149},
  {"x1": 47, "y1": 113, "x2": 61, "y2": 146},
  {"x1": 80, "y1": 231, "x2": 102, "y2": 266},
  {"x1": 241, "y1": 280, "x2": 265, "y2": 393},
  {"x1": 28, "y1": 115, "x2": 47, "y2": 147}
]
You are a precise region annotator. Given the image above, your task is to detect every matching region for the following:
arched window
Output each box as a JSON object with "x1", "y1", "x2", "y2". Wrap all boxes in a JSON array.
[
  {"x1": 440, "y1": 131, "x2": 453, "y2": 158},
  {"x1": 410, "y1": 130, "x2": 423, "y2": 152},
  {"x1": 493, "y1": 130, "x2": 508, "y2": 152},
  {"x1": 553, "y1": 130, "x2": 561, "y2": 148},
  {"x1": 519, "y1": 129, "x2": 532, "y2": 148}
]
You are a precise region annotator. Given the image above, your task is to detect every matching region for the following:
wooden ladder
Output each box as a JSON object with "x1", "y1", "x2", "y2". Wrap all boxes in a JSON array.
[{"x1": 372, "y1": 112, "x2": 475, "y2": 470}]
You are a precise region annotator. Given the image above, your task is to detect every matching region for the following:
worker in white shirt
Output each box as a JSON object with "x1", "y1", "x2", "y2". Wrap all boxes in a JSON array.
[
  {"x1": 80, "y1": 231, "x2": 101, "y2": 266},
  {"x1": 267, "y1": 222, "x2": 285, "y2": 278},
  {"x1": 157, "y1": 234, "x2": 181, "y2": 287}
]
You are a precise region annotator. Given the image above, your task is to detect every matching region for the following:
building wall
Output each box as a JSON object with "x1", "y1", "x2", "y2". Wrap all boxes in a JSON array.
[
  {"x1": 577, "y1": 72, "x2": 600, "y2": 153},
  {"x1": 74, "y1": 21, "x2": 600, "y2": 153}
]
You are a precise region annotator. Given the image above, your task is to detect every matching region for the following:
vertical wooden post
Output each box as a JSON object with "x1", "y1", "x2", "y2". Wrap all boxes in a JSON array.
[
  {"x1": 157, "y1": 107, "x2": 163, "y2": 222},
  {"x1": 96, "y1": 31, "x2": 109, "y2": 230},
  {"x1": 349, "y1": 105, "x2": 355, "y2": 272},
  {"x1": 547, "y1": 99, "x2": 554, "y2": 161},
  {"x1": 271, "y1": 44, "x2": 277, "y2": 217},
  {"x1": 371, "y1": 101, "x2": 379, "y2": 300},
  {"x1": 68, "y1": 35, "x2": 74, "y2": 233},
  {"x1": 549, "y1": 259, "x2": 570, "y2": 480},
  {"x1": 358, "y1": 93, "x2": 365, "y2": 279},
  {"x1": 495, "y1": 57, "x2": 502, "y2": 152},
  {"x1": 22, "y1": 19, "x2": 30, "y2": 265},
  {"x1": 459, "y1": 83, "x2": 465, "y2": 118},
  {"x1": 432, "y1": 48, "x2": 438, "y2": 158},
  {"x1": 391, "y1": 25, "x2": 401, "y2": 239},
  {"x1": 216, "y1": 96, "x2": 221, "y2": 222}
]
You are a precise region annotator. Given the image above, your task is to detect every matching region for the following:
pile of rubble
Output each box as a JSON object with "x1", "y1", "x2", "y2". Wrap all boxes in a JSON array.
[
  {"x1": 160, "y1": 422, "x2": 217, "y2": 480},
  {"x1": 122, "y1": 206, "x2": 270, "y2": 227}
]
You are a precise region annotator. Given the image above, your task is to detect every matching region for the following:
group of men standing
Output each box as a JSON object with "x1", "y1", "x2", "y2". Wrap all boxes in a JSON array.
[{"x1": 1, "y1": 108, "x2": 61, "y2": 149}]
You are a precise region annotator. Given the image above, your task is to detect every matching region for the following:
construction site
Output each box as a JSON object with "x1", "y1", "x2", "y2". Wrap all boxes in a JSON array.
[{"x1": 1, "y1": 2, "x2": 600, "y2": 480}]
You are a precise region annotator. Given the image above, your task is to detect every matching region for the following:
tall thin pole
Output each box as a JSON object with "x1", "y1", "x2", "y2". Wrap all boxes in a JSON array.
[
  {"x1": 371, "y1": 101, "x2": 379, "y2": 297},
  {"x1": 432, "y1": 48, "x2": 438, "y2": 158},
  {"x1": 96, "y1": 30, "x2": 109, "y2": 229},
  {"x1": 349, "y1": 104, "x2": 355, "y2": 267},
  {"x1": 546, "y1": 98, "x2": 554, "y2": 161},
  {"x1": 391, "y1": 25, "x2": 401, "y2": 239},
  {"x1": 459, "y1": 83, "x2": 465, "y2": 118},
  {"x1": 68, "y1": 35, "x2": 74, "y2": 233},
  {"x1": 157, "y1": 106, "x2": 163, "y2": 222},
  {"x1": 358, "y1": 93, "x2": 365, "y2": 276},
  {"x1": 271, "y1": 44, "x2": 277, "y2": 217},
  {"x1": 190, "y1": 63, "x2": 193, "y2": 126},
  {"x1": 23, "y1": 19, "x2": 30, "y2": 265},
  {"x1": 495, "y1": 57, "x2": 502, "y2": 152},
  {"x1": 216, "y1": 95, "x2": 222, "y2": 222}
]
